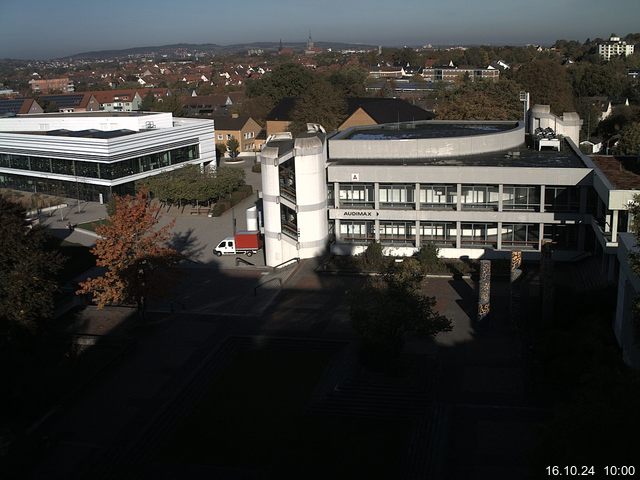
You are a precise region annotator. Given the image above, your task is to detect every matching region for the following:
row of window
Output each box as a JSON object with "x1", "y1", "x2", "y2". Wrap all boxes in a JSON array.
[
  {"x1": 334, "y1": 184, "x2": 580, "y2": 212},
  {"x1": 0, "y1": 145, "x2": 199, "y2": 181},
  {"x1": 338, "y1": 220, "x2": 578, "y2": 250},
  {"x1": 0, "y1": 172, "x2": 134, "y2": 203}
]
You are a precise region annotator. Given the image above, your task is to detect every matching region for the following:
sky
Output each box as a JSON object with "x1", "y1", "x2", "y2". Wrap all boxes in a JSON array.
[{"x1": 1, "y1": 0, "x2": 639, "y2": 59}]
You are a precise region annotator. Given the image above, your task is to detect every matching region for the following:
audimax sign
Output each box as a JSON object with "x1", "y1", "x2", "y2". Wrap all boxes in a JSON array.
[{"x1": 343, "y1": 211, "x2": 379, "y2": 217}]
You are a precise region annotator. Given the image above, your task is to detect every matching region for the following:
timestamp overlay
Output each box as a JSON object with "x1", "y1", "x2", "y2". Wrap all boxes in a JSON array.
[{"x1": 546, "y1": 466, "x2": 637, "y2": 477}]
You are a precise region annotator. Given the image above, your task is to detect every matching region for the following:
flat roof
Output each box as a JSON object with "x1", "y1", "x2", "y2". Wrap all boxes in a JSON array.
[
  {"x1": 330, "y1": 141, "x2": 587, "y2": 169},
  {"x1": 340, "y1": 122, "x2": 517, "y2": 141},
  {"x1": 592, "y1": 156, "x2": 640, "y2": 189},
  {"x1": 17, "y1": 111, "x2": 162, "y2": 118}
]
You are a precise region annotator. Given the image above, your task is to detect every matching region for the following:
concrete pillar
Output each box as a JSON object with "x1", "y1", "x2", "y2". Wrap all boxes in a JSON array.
[
  {"x1": 415, "y1": 183, "x2": 421, "y2": 211},
  {"x1": 539, "y1": 185, "x2": 546, "y2": 212},
  {"x1": 375, "y1": 219, "x2": 380, "y2": 241},
  {"x1": 497, "y1": 221, "x2": 503, "y2": 250},
  {"x1": 456, "y1": 221, "x2": 462, "y2": 248},
  {"x1": 456, "y1": 183, "x2": 462, "y2": 211},
  {"x1": 335, "y1": 219, "x2": 341, "y2": 240},
  {"x1": 374, "y1": 182, "x2": 380, "y2": 210},
  {"x1": 333, "y1": 182, "x2": 340, "y2": 208},
  {"x1": 498, "y1": 184, "x2": 504, "y2": 212},
  {"x1": 612, "y1": 210, "x2": 619, "y2": 242},
  {"x1": 477, "y1": 260, "x2": 491, "y2": 321},
  {"x1": 539, "y1": 223, "x2": 545, "y2": 251},
  {"x1": 415, "y1": 220, "x2": 421, "y2": 248}
]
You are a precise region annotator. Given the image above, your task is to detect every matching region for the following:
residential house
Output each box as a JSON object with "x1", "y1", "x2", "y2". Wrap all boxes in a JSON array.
[
  {"x1": 0, "y1": 98, "x2": 43, "y2": 116},
  {"x1": 183, "y1": 94, "x2": 235, "y2": 117},
  {"x1": 265, "y1": 97, "x2": 434, "y2": 136},
  {"x1": 37, "y1": 93, "x2": 100, "y2": 112},
  {"x1": 29, "y1": 77, "x2": 74, "y2": 94},
  {"x1": 92, "y1": 90, "x2": 143, "y2": 112},
  {"x1": 214, "y1": 115, "x2": 262, "y2": 154}
]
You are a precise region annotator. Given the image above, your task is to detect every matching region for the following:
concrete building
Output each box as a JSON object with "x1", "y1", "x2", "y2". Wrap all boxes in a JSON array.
[
  {"x1": 0, "y1": 111, "x2": 215, "y2": 202},
  {"x1": 260, "y1": 117, "x2": 604, "y2": 265},
  {"x1": 29, "y1": 77, "x2": 74, "y2": 94},
  {"x1": 598, "y1": 35, "x2": 635, "y2": 61},
  {"x1": 421, "y1": 65, "x2": 500, "y2": 83}
]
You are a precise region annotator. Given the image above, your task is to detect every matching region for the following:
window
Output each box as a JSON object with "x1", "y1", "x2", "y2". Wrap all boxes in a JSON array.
[
  {"x1": 543, "y1": 224, "x2": 578, "y2": 250},
  {"x1": 379, "y1": 221, "x2": 416, "y2": 246},
  {"x1": 460, "y1": 185, "x2": 499, "y2": 210},
  {"x1": 226, "y1": 134, "x2": 232, "y2": 140},
  {"x1": 420, "y1": 222, "x2": 456, "y2": 247},
  {"x1": 280, "y1": 204, "x2": 298, "y2": 239},
  {"x1": 545, "y1": 186, "x2": 580, "y2": 212},
  {"x1": 379, "y1": 184, "x2": 415, "y2": 209},
  {"x1": 217, "y1": 134, "x2": 223, "y2": 140},
  {"x1": 338, "y1": 184, "x2": 374, "y2": 208},
  {"x1": 503, "y1": 186, "x2": 540, "y2": 211},
  {"x1": 420, "y1": 184, "x2": 457, "y2": 209},
  {"x1": 501, "y1": 224, "x2": 539, "y2": 250},
  {"x1": 339, "y1": 221, "x2": 375, "y2": 244},
  {"x1": 460, "y1": 223, "x2": 498, "y2": 247}
]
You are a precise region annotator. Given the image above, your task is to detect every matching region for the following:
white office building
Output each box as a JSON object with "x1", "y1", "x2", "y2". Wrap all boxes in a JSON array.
[{"x1": 0, "y1": 111, "x2": 215, "y2": 202}]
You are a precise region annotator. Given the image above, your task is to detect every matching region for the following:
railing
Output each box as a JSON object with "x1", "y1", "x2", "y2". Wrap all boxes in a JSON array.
[
  {"x1": 420, "y1": 203, "x2": 456, "y2": 210},
  {"x1": 273, "y1": 257, "x2": 300, "y2": 270},
  {"x1": 280, "y1": 185, "x2": 296, "y2": 202},
  {"x1": 235, "y1": 257, "x2": 255, "y2": 267},
  {"x1": 379, "y1": 202, "x2": 416, "y2": 210},
  {"x1": 501, "y1": 240, "x2": 539, "y2": 250},
  {"x1": 281, "y1": 223, "x2": 298, "y2": 240}
]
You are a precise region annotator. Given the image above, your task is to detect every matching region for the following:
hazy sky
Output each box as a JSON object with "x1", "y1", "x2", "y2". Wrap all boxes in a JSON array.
[{"x1": 1, "y1": 0, "x2": 639, "y2": 59}]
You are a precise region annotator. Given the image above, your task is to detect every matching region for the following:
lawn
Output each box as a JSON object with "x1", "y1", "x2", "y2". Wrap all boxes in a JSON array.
[
  {"x1": 76, "y1": 218, "x2": 108, "y2": 232},
  {"x1": 156, "y1": 346, "x2": 410, "y2": 478}
]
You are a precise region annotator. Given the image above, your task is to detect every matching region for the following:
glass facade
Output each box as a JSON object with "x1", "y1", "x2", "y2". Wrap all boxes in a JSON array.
[
  {"x1": 420, "y1": 184, "x2": 457, "y2": 209},
  {"x1": 460, "y1": 185, "x2": 500, "y2": 210},
  {"x1": 501, "y1": 223, "x2": 539, "y2": 249},
  {"x1": 379, "y1": 221, "x2": 416, "y2": 246},
  {"x1": 0, "y1": 172, "x2": 135, "y2": 202},
  {"x1": 0, "y1": 144, "x2": 198, "y2": 181},
  {"x1": 460, "y1": 223, "x2": 499, "y2": 247},
  {"x1": 545, "y1": 186, "x2": 580, "y2": 212},
  {"x1": 419, "y1": 221, "x2": 456, "y2": 247},
  {"x1": 339, "y1": 221, "x2": 375, "y2": 244},
  {"x1": 503, "y1": 186, "x2": 540, "y2": 211},
  {"x1": 379, "y1": 184, "x2": 415, "y2": 209},
  {"x1": 338, "y1": 183, "x2": 374, "y2": 208}
]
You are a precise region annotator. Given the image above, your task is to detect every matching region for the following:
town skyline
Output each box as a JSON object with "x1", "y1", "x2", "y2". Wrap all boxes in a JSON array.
[{"x1": 1, "y1": 0, "x2": 639, "y2": 59}]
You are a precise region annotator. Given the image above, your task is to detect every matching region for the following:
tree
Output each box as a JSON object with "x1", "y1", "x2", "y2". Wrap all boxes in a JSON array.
[
  {"x1": 226, "y1": 136, "x2": 240, "y2": 159},
  {"x1": 0, "y1": 196, "x2": 62, "y2": 336},
  {"x1": 350, "y1": 259, "x2": 452, "y2": 361},
  {"x1": 245, "y1": 63, "x2": 315, "y2": 105},
  {"x1": 436, "y1": 78, "x2": 523, "y2": 120},
  {"x1": 415, "y1": 242, "x2": 443, "y2": 273},
  {"x1": 512, "y1": 59, "x2": 576, "y2": 114},
  {"x1": 616, "y1": 122, "x2": 640, "y2": 156},
  {"x1": 139, "y1": 90, "x2": 155, "y2": 111},
  {"x1": 77, "y1": 189, "x2": 180, "y2": 318},
  {"x1": 289, "y1": 80, "x2": 347, "y2": 133}
]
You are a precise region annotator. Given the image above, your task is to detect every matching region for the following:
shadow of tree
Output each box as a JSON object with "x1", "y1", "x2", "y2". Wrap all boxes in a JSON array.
[{"x1": 168, "y1": 228, "x2": 205, "y2": 261}]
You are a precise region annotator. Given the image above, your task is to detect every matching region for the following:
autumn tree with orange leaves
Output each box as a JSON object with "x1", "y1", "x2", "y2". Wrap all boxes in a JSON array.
[{"x1": 77, "y1": 189, "x2": 180, "y2": 318}]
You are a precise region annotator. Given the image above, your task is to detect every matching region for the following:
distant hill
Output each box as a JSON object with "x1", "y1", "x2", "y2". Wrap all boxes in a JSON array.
[{"x1": 65, "y1": 41, "x2": 378, "y2": 60}]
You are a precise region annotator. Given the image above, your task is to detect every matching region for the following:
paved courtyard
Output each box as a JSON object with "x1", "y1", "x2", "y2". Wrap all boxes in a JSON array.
[{"x1": 26, "y1": 257, "x2": 543, "y2": 479}]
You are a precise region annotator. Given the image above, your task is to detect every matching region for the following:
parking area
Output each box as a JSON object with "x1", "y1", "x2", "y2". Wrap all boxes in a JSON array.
[{"x1": 39, "y1": 159, "x2": 265, "y2": 267}]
